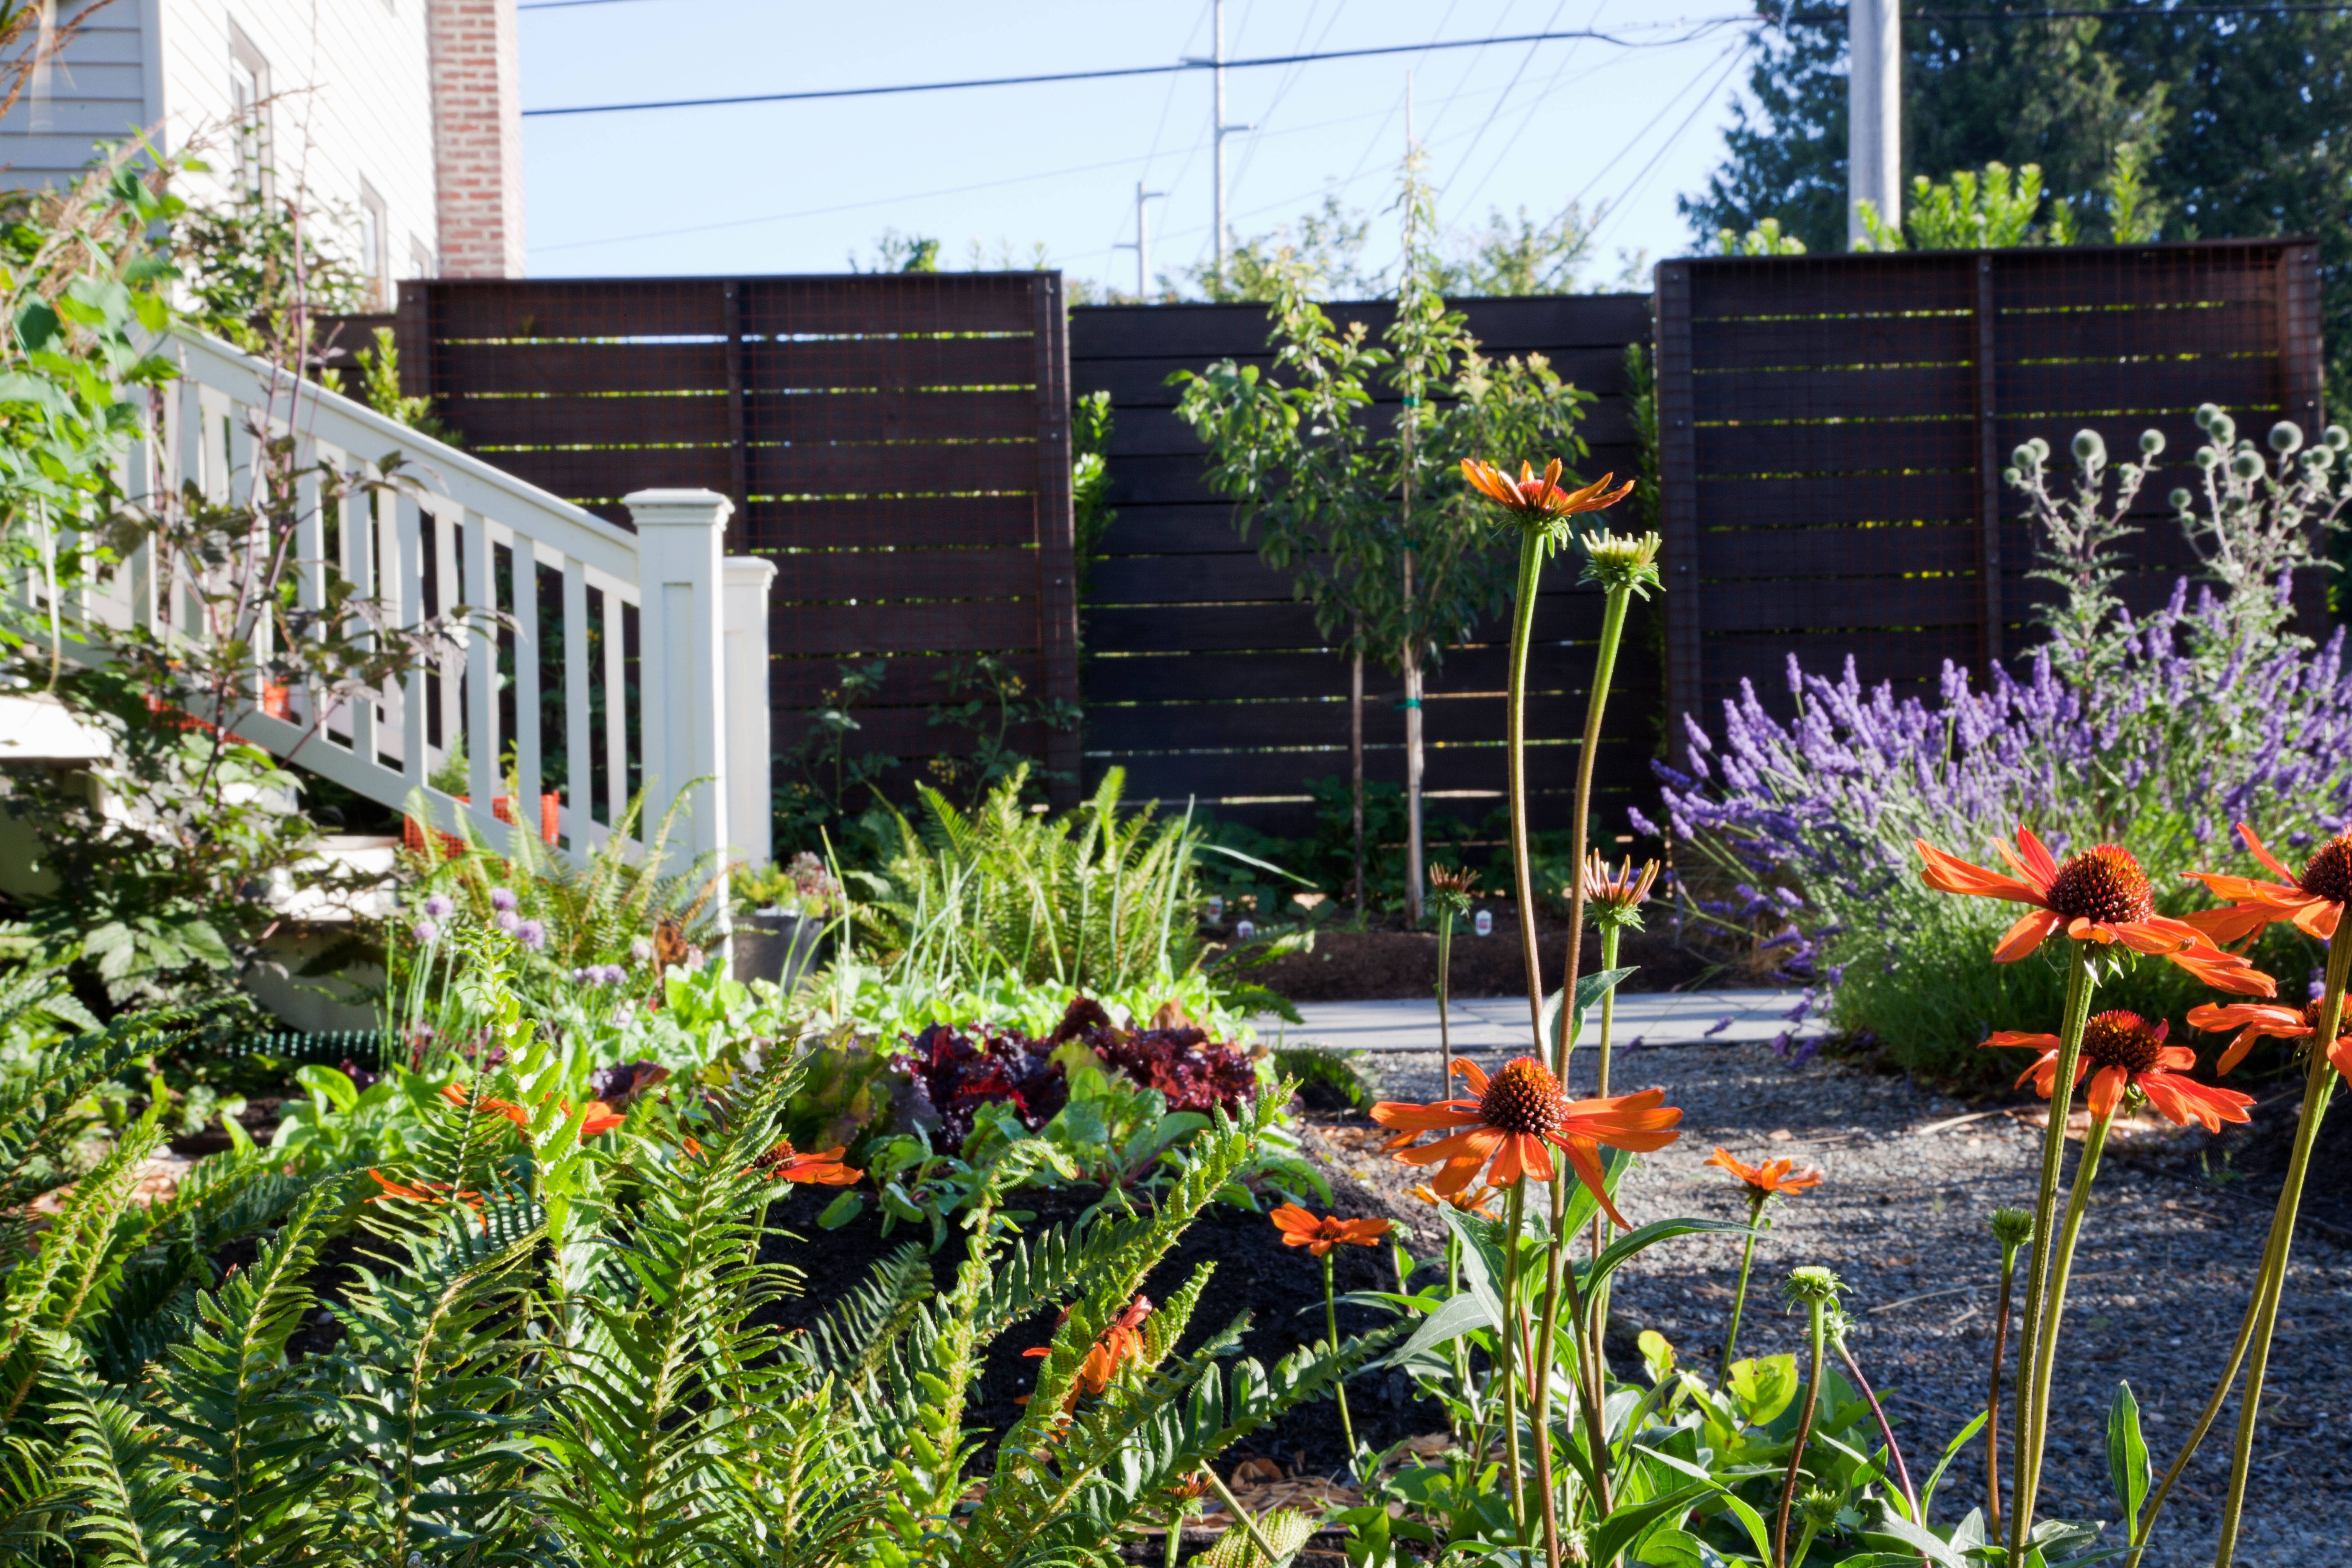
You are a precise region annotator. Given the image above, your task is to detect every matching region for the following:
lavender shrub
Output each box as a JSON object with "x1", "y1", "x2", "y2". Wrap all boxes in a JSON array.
[{"x1": 1642, "y1": 583, "x2": 2349, "y2": 1073}]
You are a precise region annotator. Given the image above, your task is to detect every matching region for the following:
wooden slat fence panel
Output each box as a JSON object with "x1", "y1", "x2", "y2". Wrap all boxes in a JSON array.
[
  {"x1": 1654, "y1": 240, "x2": 2326, "y2": 744},
  {"x1": 1070, "y1": 294, "x2": 1653, "y2": 841},
  {"x1": 393, "y1": 274, "x2": 1081, "y2": 804}
]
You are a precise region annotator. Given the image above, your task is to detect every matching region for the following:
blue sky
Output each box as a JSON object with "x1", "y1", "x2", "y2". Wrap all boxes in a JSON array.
[{"x1": 518, "y1": 1, "x2": 1763, "y2": 292}]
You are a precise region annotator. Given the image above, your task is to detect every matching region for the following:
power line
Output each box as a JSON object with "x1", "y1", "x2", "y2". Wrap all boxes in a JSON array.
[
  {"x1": 1788, "y1": 2, "x2": 2352, "y2": 17},
  {"x1": 520, "y1": 19, "x2": 1752, "y2": 118},
  {"x1": 1583, "y1": 39, "x2": 1754, "y2": 247}
]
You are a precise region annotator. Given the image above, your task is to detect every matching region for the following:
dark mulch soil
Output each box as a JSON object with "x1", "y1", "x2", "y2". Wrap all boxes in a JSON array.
[
  {"x1": 1253, "y1": 913, "x2": 1715, "y2": 1001},
  {"x1": 761, "y1": 1154, "x2": 1440, "y2": 1478}
]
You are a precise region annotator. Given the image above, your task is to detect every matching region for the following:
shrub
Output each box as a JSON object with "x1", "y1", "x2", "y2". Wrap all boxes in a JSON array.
[{"x1": 1052, "y1": 996, "x2": 1260, "y2": 1114}]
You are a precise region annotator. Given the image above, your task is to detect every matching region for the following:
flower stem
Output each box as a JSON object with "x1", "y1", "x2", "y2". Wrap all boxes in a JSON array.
[
  {"x1": 1835, "y1": 1335, "x2": 1918, "y2": 1524},
  {"x1": 1200, "y1": 1465, "x2": 1282, "y2": 1564},
  {"x1": 1504, "y1": 529, "x2": 1547, "y2": 1047},
  {"x1": 1722, "y1": 1194, "x2": 1767, "y2": 1372},
  {"x1": 1436, "y1": 904, "x2": 1456, "y2": 1097},
  {"x1": 1987, "y1": 1246, "x2": 2020, "y2": 1540},
  {"x1": 2019, "y1": 1104, "x2": 2113, "y2": 1545},
  {"x1": 2006, "y1": 939, "x2": 2097, "y2": 1557},
  {"x1": 1499, "y1": 1179, "x2": 1529, "y2": 1545},
  {"x1": 1776, "y1": 1296, "x2": 1828, "y2": 1568},
  {"x1": 1324, "y1": 1251, "x2": 1359, "y2": 1474},
  {"x1": 2212, "y1": 916, "x2": 2352, "y2": 1567}
]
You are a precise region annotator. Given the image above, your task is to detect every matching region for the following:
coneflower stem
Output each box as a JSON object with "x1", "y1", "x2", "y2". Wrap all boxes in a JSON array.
[
  {"x1": 1504, "y1": 530, "x2": 1547, "y2": 1047},
  {"x1": 1835, "y1": 1334, "x2": 1918, "y2": 1524},
  {"x1": 2007, "y1": 939, "x2": 2097, "y2": 1558},
  {"x1": 1499, "y1": 1179, "x2": 1530, "y2": 1545},
  {"x1": 2019, "y1": 1111, "x2": 2110, "y2": 1540},
  {"x1": 1776, "y1": 1296, "x2": 1828, "y2": 1568},
  {"x1": 1531, "y1": 578, "x2": 1636, "y2": 1568},
  {"x1": 1436, "y1": 901, "x2": 1455, "y2": 1096},
  {"x1": 2212, "y1": 916, "x2": 2352, "y2": 1568},
  {"x1": 1722, "y1": 1193, "x2": 1768, "y2": 1372},
  {"x1": 1324, "y1": 1251, "x2": 1359, "y2": 1474},
  {"x1": 1987, "y1": 1244, "x2": 2021, "y2": 1539},
  {"x1": 1589, "y1": 923, "x2": 1624, "y2": 1351}
]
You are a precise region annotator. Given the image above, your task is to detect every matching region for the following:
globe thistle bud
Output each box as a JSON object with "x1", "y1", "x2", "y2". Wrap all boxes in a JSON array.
[
  {"x1": 2309, "y1": 445, "x2": 2336, "y2": 472},
  {"x1": 2072, "y1": 429, "x2": 2107, "y2": 467},
  {"x1": 2012, "y1": 443, "x2": 2040, "y2": 472},
  {"x1": 2211, "y1": 411, "x2": 2237, "y2": 447},
  {"x1": 2027, "y1": 436, "x2": 2050, "y2": 463},
  {"x1": 2168, "y1": 487, "x2": 2193, "y2": 511},
  {"x1": 2196, "y1": 446, "x2": 2221, "y2": 471},
  {"x1": 1782, "y1": 1265, "x2": 1844, "y2": 1310},
  {"x1": 2003, "y1": 466, "x2": 2022, "y2": 487},
  {"x1": 2271, "y1": 420, "x2": 2304, "y2": 454},
  {"x1": 2139, "y1": 428, "x2": 2165, "y2": 456},
  {"x1": 1989, "y1": 1207, "x2": 2034, "y2": 1251},
  {"x1": 1578, "y1": 529, "x2": 1664, "y2": 597},
  {"x1": 2195, "y1": 402, "x2": 2222, "y2": 430},
  {"x1": 2326, "y1": 425, "x2": 2350, "y2": 451},
  {"x1": 2232, "y1": 449, "x2": 2265, "y2": 481}
]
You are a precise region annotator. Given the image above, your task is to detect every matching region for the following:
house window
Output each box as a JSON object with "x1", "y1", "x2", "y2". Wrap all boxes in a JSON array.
[
  {"x1": 409, "y1": 236, "x2": 436, "y2": 281},
  {"x1": 228, "y1": 24, "x2": 270, "y2": 197},
  {"x1": 358, "y1": 181, "x2": 388, "y2": 309}
]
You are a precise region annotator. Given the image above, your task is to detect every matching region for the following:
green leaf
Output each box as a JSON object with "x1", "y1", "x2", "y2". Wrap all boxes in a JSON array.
[
  {"x1": 1919, "y1": 1411, "x2": 1988, "y2": 1520},
  {"x1": 1385, "y1": 1290, "x2": 1494, "y2": 1367},
  {"x1": 2107, "y1": 1379, "x2": 2150, "y2": 1534},
  {"x1": 1855, "y1": 1504, "x2": 1971, "y2": 1568},
  {"x1": 1725, "y1": 1355, "x2": 1800, "y2": 1427},
  {"x1": 1588, "y1": 1481, "x2": 1712, "y2": 1566},
  {"x1": 293, "y1": 1064, "x2": 359, "y2": 1115},
  {"x1": 1583, "y1": 1216, "x2": 1754, "y2": 1298},
  {"x1": 1540, "y1": 965, "x2": 1635, "y2": 1057},
  {"x1": 1437, "y1": 1204, "x2": 1511, "y2": 1326},
  {"x1": 817, "y1": 1190, "x2": 864, "y2": 1229}
]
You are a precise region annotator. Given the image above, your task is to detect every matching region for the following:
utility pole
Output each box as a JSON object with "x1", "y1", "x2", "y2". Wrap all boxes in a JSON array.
[
  {"x1": 1847, "y1": 0, "x2": 1901, "y2": 247},
  {"x1": 1113, "y1": 182, "x2": 1165, "y2": 299},
  {"x1": 1207, "y1": 0, "x2": 1252, "y2": 287}
]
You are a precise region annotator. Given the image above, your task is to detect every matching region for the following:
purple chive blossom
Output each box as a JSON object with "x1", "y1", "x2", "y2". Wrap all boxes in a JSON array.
[
  {"x1": 412, "y1": 920, "x2": 441, "y2": 946},
  {"x1": 422, "y1": 893, "x2": 453, "y2": 919},
  {"x1": 516, "y1": 919, "x2": 546, "y2": 951},
  {"x1": 496, "y1": 911, "x2": 521, "y2": 935},
  {"x1": 490, "y1": 887, "x2": 518, "y2": 912}
]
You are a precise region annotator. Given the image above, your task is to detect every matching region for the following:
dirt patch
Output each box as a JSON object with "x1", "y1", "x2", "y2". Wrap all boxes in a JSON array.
[
  {"x1": 761, "y1": 1127, "x2": 1441, "y2": 1479},
  {"x1": 1253, "y1": 916, "x2": 1718, "y2": 1002}
]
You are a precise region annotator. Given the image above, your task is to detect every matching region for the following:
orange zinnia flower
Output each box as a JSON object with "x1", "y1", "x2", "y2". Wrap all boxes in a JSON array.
[
  {"x1": 1915, "y1": 827, "x2": 2274, "y2": 995},
  {"x1": 1022, "y1": 1294, "x2": 1153, "y2": 1400},
  {"x1": 1269, "y1": 1203, "x2": 1393, "y2": 1257},
  {"x1": 1705, "y1": 1147, "x2": 1824, "y2": 1201},
  {"x1": 2188, "y1": 998, "x2": 2352, "y2": 1075},
  {"x1": 1370, "y1": 1057, "x2": 1681, "y2": 1230},
  {"x1": 2183, "y1": 822, "x2": 2352, "y2": 944},
  {"x1": 1985, "y1": 1010, "x2": 2255, "y2": 1131},
  {"x1": 1460, "y1": 457, "x2": 1636, "y2": 521},
  {"x1": 755, "y1": 1138, "x2": 862, "y2": 1185}
]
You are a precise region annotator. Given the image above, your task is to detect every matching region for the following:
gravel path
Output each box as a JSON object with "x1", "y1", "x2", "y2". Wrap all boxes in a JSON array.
[{"x1": 1302, "y1": 1038, "x2": 2352, "y2": 1568}]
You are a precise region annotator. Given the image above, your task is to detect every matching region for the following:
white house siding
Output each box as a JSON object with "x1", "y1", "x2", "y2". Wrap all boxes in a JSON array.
[{"x1": 0, "y1": 0, "x2": 438, "y2": 299}]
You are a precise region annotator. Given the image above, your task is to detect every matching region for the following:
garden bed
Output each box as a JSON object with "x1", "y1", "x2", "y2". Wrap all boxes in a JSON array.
[{"x1": 1251, "y1": 913, "x2": 1717, "y2": 1001}]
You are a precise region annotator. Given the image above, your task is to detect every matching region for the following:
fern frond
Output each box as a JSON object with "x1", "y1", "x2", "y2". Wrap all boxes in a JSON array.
[{"x1": 42, "y1": 1333, "x2": 185, "y2": 1566}]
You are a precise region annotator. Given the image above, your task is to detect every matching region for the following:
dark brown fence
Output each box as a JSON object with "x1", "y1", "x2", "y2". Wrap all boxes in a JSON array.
[
  {"x1": 1653, "y1": 240, "x2": 2326, "y2": 749},
  {"x1": 1070, "y1": 295, "x2": 1652, "y2": 840},
  {"x1": 393, "y1": 275, "x2": 1081, "y2": 798}
]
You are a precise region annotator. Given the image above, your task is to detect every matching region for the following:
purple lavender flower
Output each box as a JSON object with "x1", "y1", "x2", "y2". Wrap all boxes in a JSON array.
[
  {"x1": 422, "y1": 893, "x2": 453, "y2": 919},
  {"x1": 490, "y1": 887, "x2": 518, "y2": 912},
  {"x1": 412, "y1": 920, "x2": 441, "y2": 946},
  {"x1": 1704, "y1": 1015, "x2": 1734, "y2": 1038}
]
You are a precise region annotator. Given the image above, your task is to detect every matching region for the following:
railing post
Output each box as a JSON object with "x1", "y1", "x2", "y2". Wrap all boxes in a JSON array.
[
  {"x1": 626, "y1": 488, "x2": 734, "y2": 899},
  {"x1": 722, "y1": 555, "x2": 776, "y2": 872}
]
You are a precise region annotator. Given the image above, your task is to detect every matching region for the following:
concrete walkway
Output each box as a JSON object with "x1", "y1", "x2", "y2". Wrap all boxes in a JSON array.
[{"x1": 1255, "y1": 988, "x2": 1818, "y2": 1055}]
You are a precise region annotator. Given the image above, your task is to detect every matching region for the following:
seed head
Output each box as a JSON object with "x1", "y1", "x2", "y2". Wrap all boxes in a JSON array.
[
  {"x1": 2079, "y1": 1009, "x2": 2168, "y2": 1076},
  {"x1": 2298, "y1": 830, "x2": 2352, "y2": 905},
  {"x1": 1478, "y1": 1057, "x2": 1567, "y2": 1139},
  {"x1": 2043, "y1": 845, "x2": 2155, "y2": 925}
]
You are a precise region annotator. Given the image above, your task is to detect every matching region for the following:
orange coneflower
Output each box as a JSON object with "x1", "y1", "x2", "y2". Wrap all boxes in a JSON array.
[
  {"x1": 1460, "y1": 457, "x2": 1636, "y2": 522},
  {"x1": 2184, "y1": 822, "x2": 2352, "y2": 944},
  {"x1": 2187, "y1": 998, "x2": 2352, "y2": 1075},
  {"x1": 1370, "y1": 1056, "x2": 1681, "y2": 1229},
  {"x1": 1022, "y1": 1294, "x2": 1153, "y2": 1400},
  {"x1": 1705, "y1": 1147, "x2": 1824, "y2": 1201},
  {"x1": 1409, "y1": 1180, "x2": 1501, "y2": 1218},
  {"x1": 442, "y1": 1081, "x2": 530, "y2": 1129},
  {"x1": 1269, "y1": 1203, "x2": 1392, "y2": 1257},
  {"x1": 755, "y1": 1138, "x2": 862, "y2": 1185},
  {"x1": 364, "y1": 1167, "x2": 485, "y2": 1219},
  {"x1": 1915, "y1": 827, "x2": 2273, "y2": 996},
  {"x1": 1986, "y1": 1010, "x2": 2255, "y2": 1131}
]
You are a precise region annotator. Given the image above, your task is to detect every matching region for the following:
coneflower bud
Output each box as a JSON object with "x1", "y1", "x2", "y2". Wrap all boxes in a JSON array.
[
  {"x1": 1428, "y1": 863, "x2": 1480, "y2": 919},
  {"x1": 1988, "y1": 1207, "x2": 2034, "y2": 1253},
  {"x1": 1583, "y1": 851, "x2": 1661, "y2": 932},
  {"x1": 1578, "y1": 529, "x2": 1663, "y2": 596},
  {"x1": 1782, "y1": 1265, "x2": 1844, "y2": 1310}
]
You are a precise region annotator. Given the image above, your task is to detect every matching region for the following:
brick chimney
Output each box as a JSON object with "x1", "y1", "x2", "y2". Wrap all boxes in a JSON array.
[{"x1": 428, "y1": 0, "x2": 525, "y2": 277}]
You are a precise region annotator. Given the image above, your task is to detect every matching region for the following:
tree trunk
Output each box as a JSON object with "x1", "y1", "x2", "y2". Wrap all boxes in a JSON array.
[{"x1": 1350, "y1": 637, "x2": 1364, "y2": 921}]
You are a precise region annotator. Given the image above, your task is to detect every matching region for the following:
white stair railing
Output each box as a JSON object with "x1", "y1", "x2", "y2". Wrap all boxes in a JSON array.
[{"x1": 72, "y1": 328, "x2": 773, "y2": 886}]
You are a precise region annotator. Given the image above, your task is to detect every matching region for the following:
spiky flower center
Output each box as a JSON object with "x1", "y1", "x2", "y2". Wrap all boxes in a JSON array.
[
  {"x1": 2300, "y1": 999, "x2": 2345, "y2": 1037},
  {"x1": 2080, "y1": 1010, "x2": 2166, "y2": 1076},
  {"x1": 1479, "y1": 1057, "x2": 1566, "y2": 1138},
  {"x1": 2043, "y1": 846, "x2": 2156, "y2": 925},
  {"x1": 2298, "y1": 832, "x2": 2352, "y2": 904}
]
